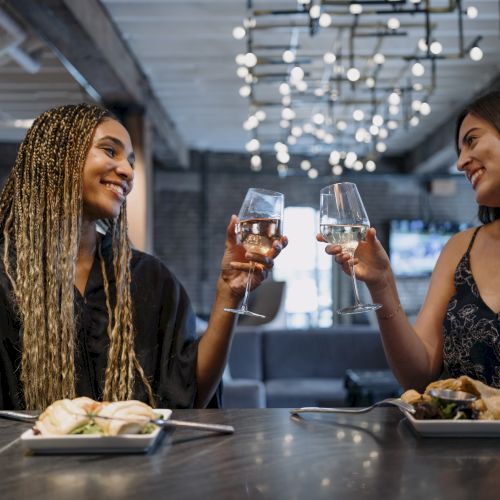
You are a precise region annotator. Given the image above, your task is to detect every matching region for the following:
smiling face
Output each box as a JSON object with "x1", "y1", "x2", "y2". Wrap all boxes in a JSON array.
[
  {"x1": 457, "y1": 113, "x2": 500, "y2": 207},
  {"x1": 82, "y1": 118, "x2": 135, "y2": 222}
]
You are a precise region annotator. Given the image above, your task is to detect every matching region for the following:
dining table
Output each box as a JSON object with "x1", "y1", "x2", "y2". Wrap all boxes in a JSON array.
[{"x1": 1, "y1": 408, "x2": 499, "y2": 500}]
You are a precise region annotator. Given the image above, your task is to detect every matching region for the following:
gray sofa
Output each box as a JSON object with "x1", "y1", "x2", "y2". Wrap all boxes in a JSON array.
[{"x1": 223, "y1": 326, "x2": 399, "y2": 408}]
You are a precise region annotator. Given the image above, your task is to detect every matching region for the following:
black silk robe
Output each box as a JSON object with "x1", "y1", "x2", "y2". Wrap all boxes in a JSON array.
[{"x1": 0, "y1": 235, "x2": 217, "y2": 410}]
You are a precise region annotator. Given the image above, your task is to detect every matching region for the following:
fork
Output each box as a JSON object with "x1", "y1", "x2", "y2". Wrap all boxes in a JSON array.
[{"x1": 290, "y1": 398, "x2": 415, "y2": 415}]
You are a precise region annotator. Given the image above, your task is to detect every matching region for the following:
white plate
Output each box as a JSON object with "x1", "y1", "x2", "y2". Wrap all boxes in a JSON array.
[
  {"x1": 20, "y1": 409, "x2": 172, "y2": 454},
  {"x1": 403, "y1": 410, "x2": 500, "y2": 437}
]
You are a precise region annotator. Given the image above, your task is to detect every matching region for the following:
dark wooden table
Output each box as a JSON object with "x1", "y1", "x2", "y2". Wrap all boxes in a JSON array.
[{"x1": 1, "y1": 408, "x2": 499, "y2": 499}]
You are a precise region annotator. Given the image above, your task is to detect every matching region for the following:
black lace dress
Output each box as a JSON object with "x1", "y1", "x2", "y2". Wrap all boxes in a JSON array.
[{"x1": 443, "y1": 226, "x2": 500, "y2": 388}]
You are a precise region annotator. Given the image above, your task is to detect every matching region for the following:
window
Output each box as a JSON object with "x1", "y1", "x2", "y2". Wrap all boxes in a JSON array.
[{"x1": 273, "y1": 207, "x2": 332, "y2": 328}]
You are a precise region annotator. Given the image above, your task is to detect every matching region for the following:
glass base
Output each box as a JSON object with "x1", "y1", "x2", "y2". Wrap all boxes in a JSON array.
[
  {"x1": 336, "y1": 303, "x2": 382, "y2": 315},
  {"x1": 224, "y1": 307, "x2": 266, "y2": 318}
]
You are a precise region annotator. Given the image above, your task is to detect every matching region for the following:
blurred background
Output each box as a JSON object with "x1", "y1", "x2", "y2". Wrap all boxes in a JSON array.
[{"x1": 0, "y1": 0, "x2": 498, "y2": 331}]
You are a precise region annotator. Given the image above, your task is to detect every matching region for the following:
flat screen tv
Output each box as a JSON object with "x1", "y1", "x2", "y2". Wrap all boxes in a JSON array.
[{"x1": 389, "y1": 220, "x2": 470, "y2": 277}]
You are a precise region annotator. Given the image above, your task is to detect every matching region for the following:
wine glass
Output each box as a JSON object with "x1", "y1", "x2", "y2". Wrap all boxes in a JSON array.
[
  {"x1": 224, "y1": 188, "x2": 284, "y2": 318},
  {"x1": 319, "y1": 182, "x2": 381, "y2": 315}
]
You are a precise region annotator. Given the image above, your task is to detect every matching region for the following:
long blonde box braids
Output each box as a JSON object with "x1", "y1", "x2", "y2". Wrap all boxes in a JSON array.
[{"x1": 0, "y1": 104, "x2": 154, "y2": 409}]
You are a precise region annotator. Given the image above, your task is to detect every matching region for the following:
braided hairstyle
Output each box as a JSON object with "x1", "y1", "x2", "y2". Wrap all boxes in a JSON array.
[{"x1": 0, "y1": 103, "x2": 154, "y2": 409}]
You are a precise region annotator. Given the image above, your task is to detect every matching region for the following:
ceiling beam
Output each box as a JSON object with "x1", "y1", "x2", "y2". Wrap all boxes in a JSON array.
[{"x1": 2, "y1": 0, "x2": 189, "y2": 167}]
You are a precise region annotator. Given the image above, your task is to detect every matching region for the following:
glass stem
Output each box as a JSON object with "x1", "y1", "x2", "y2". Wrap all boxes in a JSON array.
[
  {"x1": 240, "y1": 262, "x2": 255, "y2": 312},
  {"x1": 349, "y1": 254, "x2": 362, "y2": 307}
]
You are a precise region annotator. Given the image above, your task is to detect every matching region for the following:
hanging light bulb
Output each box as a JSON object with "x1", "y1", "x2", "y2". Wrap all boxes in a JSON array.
[
  {"x1": 332, "y1": 165, "x2": 343, "y2": 176},
  {"x1": 300, "y1": 159, "x2": 311, "y2": 171},
  {"x1": 387, "y1": 120, "x2": 398, "y2": 130},
  {"x1": 279, "y1": 83, "x2": 291, "y2": 96},
  {"x1": 420, "y1": 102, "x2": 431, "y2": 116},
  {"x1": 296, "y1": 80, "x2": 308, "y2": 92},
  {"x1": 239, "y1": 85, "x2": 251, "y2": 97},
  {"x1": 388, "y1": 92, "x2": 401, "y2": 105},
  {"x1": 312, "y1": 113, "x2": 325, "y2": 125},
  {"x1": 378, "y1": 128, "x2": 388, "y2": 139},
  {"x1": 336, "y1": 120, "x2": 347, "y2": 131},
  {"x1": 353, "y1": 109, "x2": 364, "y2": 121},
  {"x1": 244, "y1": 52, "x2": 257, "y2": 67},
  {"x1": 329, "y1": 150, "x2": 341, "y2": 165},
  {"x1": 282, "y1": 95, "x2": 291, "y2": 106},
  {"x1": 323, "y1": 52, "x2": 336, "y2": 64},
  {"x1": 345, "y1": 152, "x2": 357, "y2": 167},
  {"x1": 255, "y1": 110, "x2": 266, "y2": 122},
  {"x1": 324, "y1": 133, "x2": 334, "y2": 144},
  {"x1": 250, "y1": 155, "x2": 262, "y2": 169},
  {"x1": 430, "y1": 41, "x2": 443, "y2": 55},
  {"x1": 389, "y1": 105, "x2": 399, "y2": 116},
  {"x1": 309, "y1": 5, "x2": 321, "y2": 19},
  {"x1": 346, "y1": 67, "x2": 361, "y2": 82},
  {"x1": 376, "y1": 142, "x2": 387, "y2": 153},
  {"x1": 470, "y1": 46, "x2": 483, "y2": 61},
  {"x1": 236, "y1": 66, "x2": 249, "y2": 78},
  {"x1": 365, "y1": 77, "x2": 375, "y2": 88},
  {"x1": 410, "y1": 116, "x2": 420, "y2": 127},
  {"x1": 290, "y1": 66, "x2": 304, "y2": 82},
  {"x1": 411, "y1": 100, "x2": 422, "y2": 112},
  {"x1": 365, "y1": 160, "x2": 376, "y2": 172},
  {"x1": 277, "y1": 164, "x2": 288, "y2": 177},
  {"x1": 418, "y1": 39, "x2": 428, "y2": 53},
  {"x1": 282, "y1": 108, "x2": 296, "y2": 120},
  {"x1": 350, "y1": 4, "x2": 363, "y2": 15},
  {"x1": 387, "y1": 17, "x2": 400, "y2": 30},
  {"x1": 282, "y1": 50, "x2": 296, "y2": 63},
  {"x1": 245, "y1": 139, "x2": 260, "y2": 152},
  {"x1": 232, "y1": 26, "x2": 246, "y2": 40},
  {"x1": 369, "y1": 125, "x2": 380, "y2": 136},
  {"x1": 235, "y1": 53, "x2": 246, "y2": 65},
  {"x1": 372, "y1": 115, "x2": 384, "y2": 127},
  {"x1": 319, "y1": 13, "x2": 332, "y2": 27},
  {"x1": 373, "y1": 53, "x2": 385, "y2": 65},
  {"x1": 287, "y1": 135, "x2": 297, "y2": 145},
  {"x1": 412, "y1": 62, "x2": 425, "y2": 77},
  {"x1": 466, "y1": 6, "x2": 478, "y2": 19},
  {"x1": 274, "y1": 142, "x2": 288, "y2": 153},
  {"x1": 276, "y1": 151, "x2": 290, "y2": 164},
  {"x1": 307, "y1": 168, "x2": 319, "y2": 179},
  {"x1": 291, "y1": 126, "x2": 303, "y2": 137},
  {"x1": 353, "y1": 160, "x2": 364, "y2": 171},
  {"x1": 280, "y1": 119, "x2": 290, "y2": 129}
]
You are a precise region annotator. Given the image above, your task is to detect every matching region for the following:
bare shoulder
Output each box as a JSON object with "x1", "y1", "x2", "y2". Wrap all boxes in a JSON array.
[{"x1": 436, "y1": 226, "x2": 478, "y2": 268}]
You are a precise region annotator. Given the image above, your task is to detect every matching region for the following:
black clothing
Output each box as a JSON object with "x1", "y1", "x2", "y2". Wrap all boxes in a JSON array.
[
  {"x1": 443, "y1": 226, "x2": 500, "y2": 387},
  {"x1": 0, "y1": 234, "x2": 216, "y2": 410}
]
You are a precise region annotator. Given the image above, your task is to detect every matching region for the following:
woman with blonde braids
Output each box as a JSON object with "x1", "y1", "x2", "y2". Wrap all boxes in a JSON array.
[{"x1": 0, "y1": 103, "x2": 287, "y2": 410}]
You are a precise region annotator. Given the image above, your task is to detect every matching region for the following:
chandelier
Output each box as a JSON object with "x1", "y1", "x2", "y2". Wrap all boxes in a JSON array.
[{"x1": 233, "y1": 0, "x2": 485, "y2": 177}]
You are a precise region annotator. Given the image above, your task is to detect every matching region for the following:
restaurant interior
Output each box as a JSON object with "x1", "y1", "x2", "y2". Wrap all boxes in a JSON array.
[{"x1": 0, "y1": 2, "x2": 500, "y2": 498}]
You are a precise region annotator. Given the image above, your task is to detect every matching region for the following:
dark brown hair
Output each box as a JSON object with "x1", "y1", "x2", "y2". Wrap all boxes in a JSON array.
[{"x1": 455, "y1": 90, "x2": 500, "y2": 224}]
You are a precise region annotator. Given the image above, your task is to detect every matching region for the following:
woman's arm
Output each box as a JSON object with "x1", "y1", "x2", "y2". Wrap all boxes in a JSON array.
[
  {"x1": 195, "y1": 215, "x2": 286, "y2": 407},
  {"x1": 324, "y1": 227, "x2": 471, "y2": 392}
]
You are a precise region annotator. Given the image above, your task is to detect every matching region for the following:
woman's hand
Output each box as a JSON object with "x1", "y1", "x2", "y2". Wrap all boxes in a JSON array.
[
  {"x1": 317, "y1": 227, "x2": 391, "y2": 291},
  {"x1": 220, "y1": 215, "x2": 288, "y2": 298}
]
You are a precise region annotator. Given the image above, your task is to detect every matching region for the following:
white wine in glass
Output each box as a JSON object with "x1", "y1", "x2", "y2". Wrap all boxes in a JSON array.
[
  {"x1": 224, "y1": 188, "x2": 284, "y2": 318},
  {"x1": 320, "y1": 182, "x2": 381, "y2": 315}
]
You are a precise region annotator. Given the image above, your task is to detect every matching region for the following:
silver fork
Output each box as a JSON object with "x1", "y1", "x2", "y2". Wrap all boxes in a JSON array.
[{"x1": 290, "y1": 398, "x2": 415, "y2": 415}]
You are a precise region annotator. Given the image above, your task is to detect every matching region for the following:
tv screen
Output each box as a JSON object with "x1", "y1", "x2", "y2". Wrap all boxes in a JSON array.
[{"x1": 389, "y1": 220, "x2": 470, "y2": 277}]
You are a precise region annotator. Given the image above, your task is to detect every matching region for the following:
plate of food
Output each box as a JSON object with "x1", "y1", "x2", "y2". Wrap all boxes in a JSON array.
[
  {"x1": 20, "y1": 397, "x2": 172, "y2": 454},
  {"x1": 400, "y1": 376, "x2": 500, "y2": 437}
]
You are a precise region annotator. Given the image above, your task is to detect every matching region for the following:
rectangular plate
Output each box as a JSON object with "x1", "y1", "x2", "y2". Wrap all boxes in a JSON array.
[
  {"x1": 20, "y1": 409, "x2": 172, "y2": 454},
  {"x1": 403, "y1": 410, "x2": 500, "y2": 438}
]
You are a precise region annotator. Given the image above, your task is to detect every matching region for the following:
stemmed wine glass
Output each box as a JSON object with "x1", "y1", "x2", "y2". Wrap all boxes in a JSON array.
[
  {"x1": 224, "y1": 188, "x2": 284, "y2": 318},
  {"x1": 319, "y1": 182, "x2": 381, "y2": 315}
]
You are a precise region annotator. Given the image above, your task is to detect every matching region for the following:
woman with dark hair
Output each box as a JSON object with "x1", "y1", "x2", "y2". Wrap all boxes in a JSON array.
[
  {"x1": 0, "y1": 103, "x2": 286, "y2": 410},
  {"x1": 321, "y1": 90, "x2": 500, "y2": 391}
]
